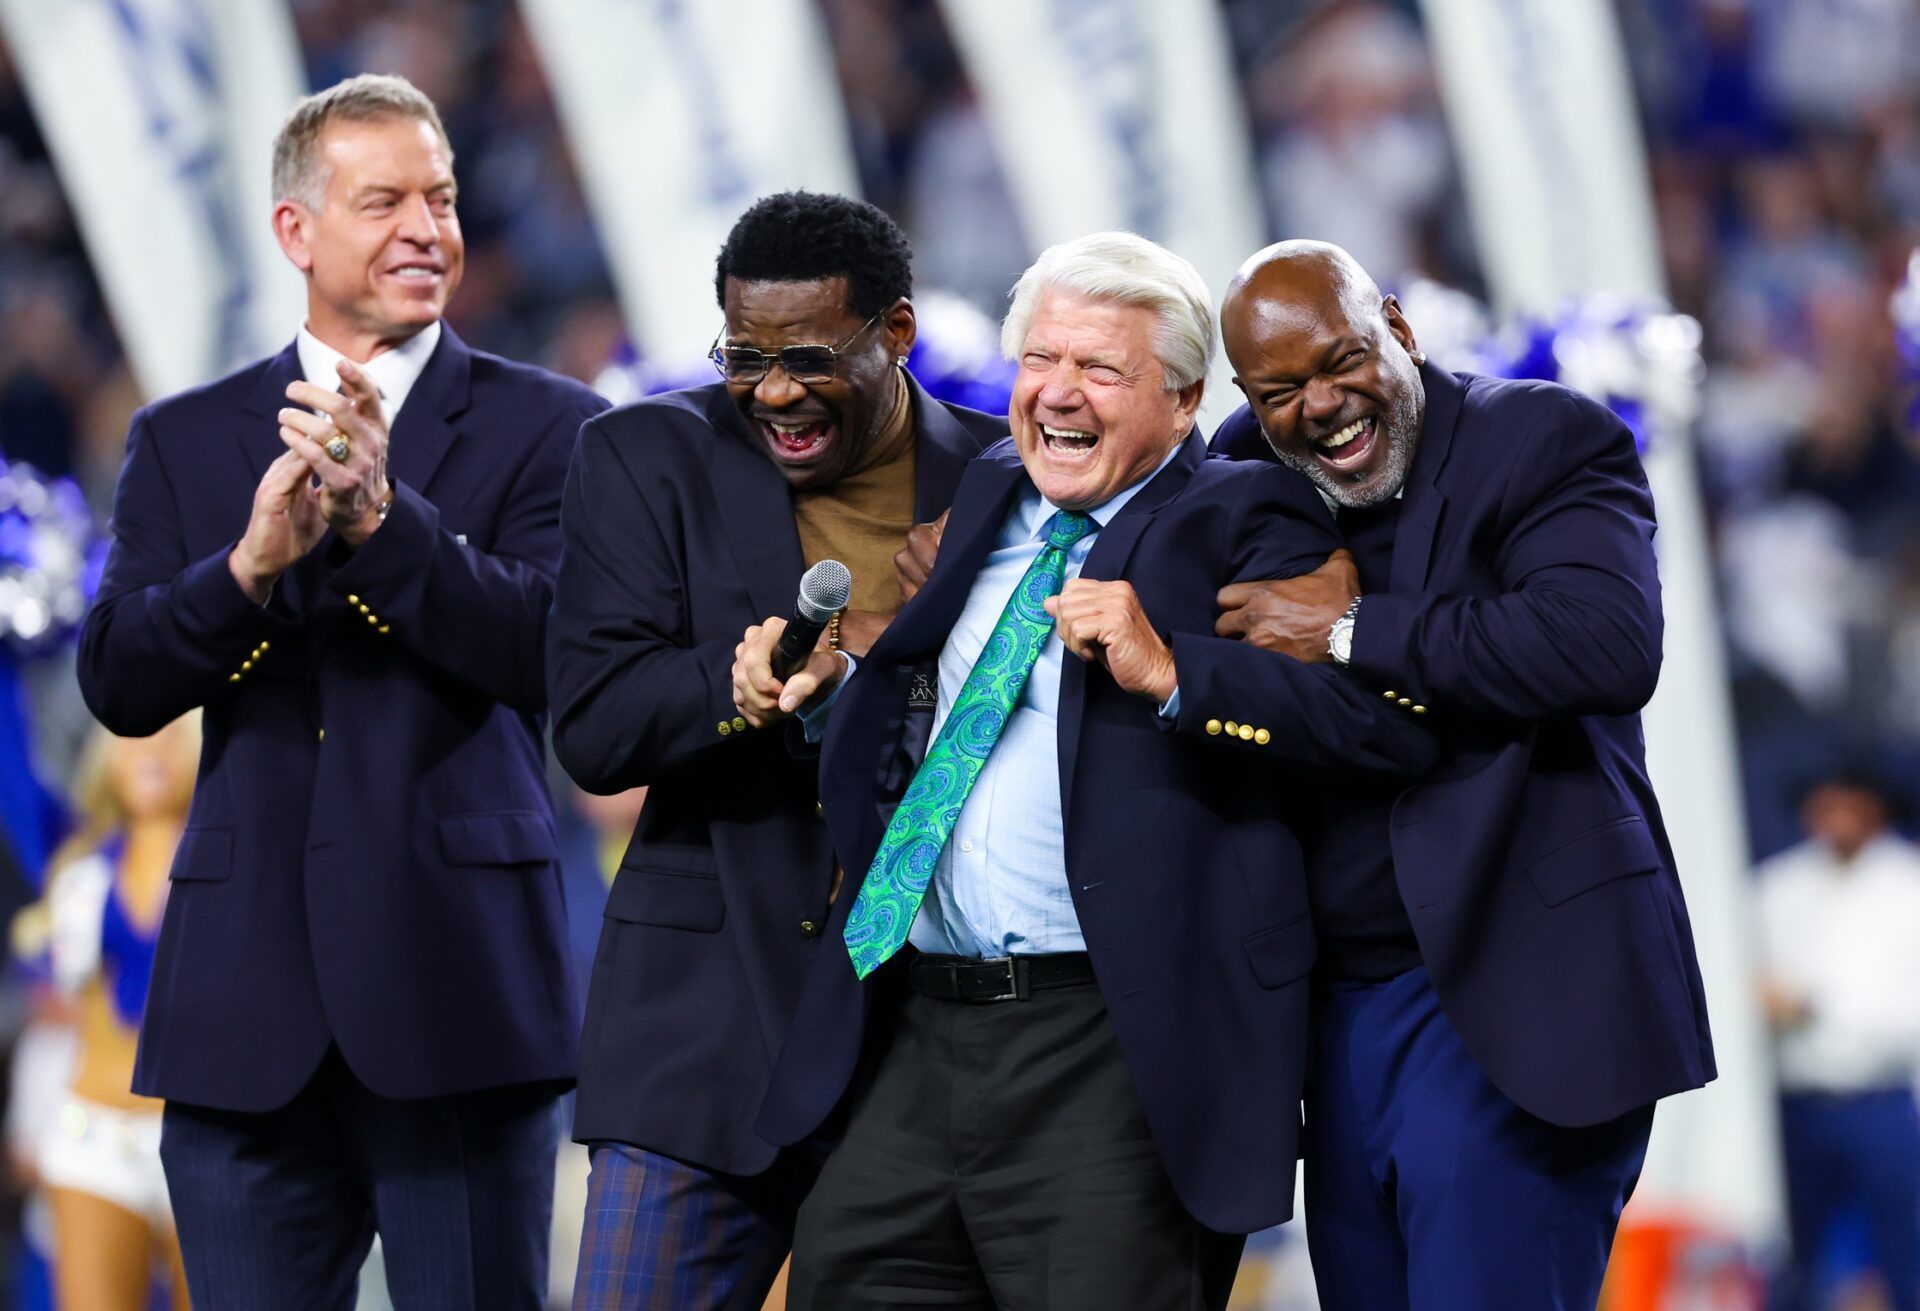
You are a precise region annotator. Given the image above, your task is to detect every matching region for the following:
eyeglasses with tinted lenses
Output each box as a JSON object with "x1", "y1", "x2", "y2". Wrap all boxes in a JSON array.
[{"x1": 709, "y1": 312, "x2": 883, "y2": 385}]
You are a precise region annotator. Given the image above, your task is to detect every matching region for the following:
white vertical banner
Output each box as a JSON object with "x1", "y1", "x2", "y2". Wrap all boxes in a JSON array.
[
  {"x1": 0, "y1": 0, "x2": 308, "y2": 399},
  {"x1": 1419, "y1": 0, "x2": 1782, "y2": 1255},
  {"x1": 519, "y1": 0, "x2": 861, "y2": 363},
  {"x1": 932, "y1": 0, "x2": 1264, "y2": 431},
  {"x1": 1418, "y1": 0, "x2": 1664, "y2": 316}
]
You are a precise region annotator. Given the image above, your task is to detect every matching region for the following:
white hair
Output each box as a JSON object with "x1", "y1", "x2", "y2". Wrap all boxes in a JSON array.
[{"x1": 1001, "y1": 232, "x2": 1214, "y2": 390}]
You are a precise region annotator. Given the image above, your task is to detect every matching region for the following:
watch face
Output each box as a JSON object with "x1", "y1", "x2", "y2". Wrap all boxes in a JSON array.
[{"x1": 1331, "y1": 619, "x2": 1354, "y2": 663}]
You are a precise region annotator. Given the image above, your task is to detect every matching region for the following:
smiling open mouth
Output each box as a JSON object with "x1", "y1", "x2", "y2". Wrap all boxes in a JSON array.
[
  {"x1": 761, "y1": 417, "x2": 834, "y2": 461},
  {"x1": 1313, "y1": 415, "x2": 1377, "y2": 472},
  {"x1": 1042, "y1": 424, "x2": 1099, "y2": 459}
]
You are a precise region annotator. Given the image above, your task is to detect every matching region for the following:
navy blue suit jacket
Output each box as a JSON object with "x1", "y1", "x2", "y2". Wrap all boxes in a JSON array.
[
  {"x1": 547, "y1": 378, "x2": 1003, "y2": 1174},
  {"x1": 756, "y1": 437, "x2": 1440, "y2": 1233},
  {"x1": 77, "y1": 329, "x2": 606, "y2": 1112},
  {"x1": 1211, "y1": 363, "x2": 1716, "y2": 1126}
]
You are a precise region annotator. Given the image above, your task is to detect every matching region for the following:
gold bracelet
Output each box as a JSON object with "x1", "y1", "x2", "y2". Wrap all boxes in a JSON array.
[{"x1": 827, "y1": 610, "x2": 843, "y2": 651}]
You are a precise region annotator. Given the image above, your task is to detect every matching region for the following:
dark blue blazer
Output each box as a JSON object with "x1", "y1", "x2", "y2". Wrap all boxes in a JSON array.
[
  {"x1": 77, "y1": 328, "x2": 606, "y2": 1112},
  {"x1": 547, "y1": 378, "x2": 1003, "y2": 1174},
  {"x1": 1211, "y1": 363, "x2": 1716, "y2": 1127},
  {"x1": 756, "y1": 437, "x2": 1440, "y2": 1234}
]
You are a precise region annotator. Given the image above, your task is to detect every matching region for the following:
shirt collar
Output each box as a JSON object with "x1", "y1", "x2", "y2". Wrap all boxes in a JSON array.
[
  {"x1": 1020, "y1": 439, "x2": 1186, "y2": 542},
  {"x1": 295, "y1": 320, "x2": 442, "y2": 424}
]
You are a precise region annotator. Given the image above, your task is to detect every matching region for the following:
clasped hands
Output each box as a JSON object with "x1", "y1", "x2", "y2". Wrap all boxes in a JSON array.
[{"x1": 228, "y1": 360, "x2": 392, "y2": 603}]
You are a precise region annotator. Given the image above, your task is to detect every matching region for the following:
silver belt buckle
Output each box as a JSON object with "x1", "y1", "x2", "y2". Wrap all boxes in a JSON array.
[{"x1": 981, "y1": 955, "x2": 1026, "y2": 1002}]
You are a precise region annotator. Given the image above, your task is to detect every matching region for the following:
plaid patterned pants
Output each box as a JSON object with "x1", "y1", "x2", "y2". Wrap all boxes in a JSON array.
[{"x1": 571, "y1": 1143, "x2": 820, "y2": 1311}]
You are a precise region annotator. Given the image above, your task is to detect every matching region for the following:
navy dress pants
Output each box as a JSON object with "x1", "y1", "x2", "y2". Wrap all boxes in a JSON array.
[
  {"x1": 1778, "y1": 1088, "x2": 1920, "y2": 1311},
  {"x1": 1304, "y1": 967, "x2": 1652, "y2": 1311},
  {"x1": 159, "y1": 1048, "x2": 562, "y2": 1310}
]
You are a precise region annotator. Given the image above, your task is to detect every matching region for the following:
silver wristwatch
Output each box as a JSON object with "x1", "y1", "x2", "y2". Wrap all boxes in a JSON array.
[{"x1": 1328, "y1": 597, "x2": 1362, "y2": 666}]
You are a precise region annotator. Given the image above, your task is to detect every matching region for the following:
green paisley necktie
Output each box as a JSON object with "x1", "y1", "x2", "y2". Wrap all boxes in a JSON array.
[{"x1": 843, "y1": 508, "x2": 1095, "y2": 978}]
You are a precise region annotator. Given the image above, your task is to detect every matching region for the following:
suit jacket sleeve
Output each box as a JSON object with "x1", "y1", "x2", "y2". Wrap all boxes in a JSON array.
[
  {"x1": 1206, "y1": 405, "x2": 1269, "y2": 461},
  {"x1": 546, "y1": 414, "x2": 744, "y2": 793},
  {"x1": 323, "y1": 390, "x2": 604, "y2": 715},
  {"x1": 1349, "y1": 390, "x2": 1662, "y2": 720},
  {"x1": 78, "y1": 408, "x2": 292, "y2": 736},
  {"x1": 1167, "y1": 466, "x2": 1439, "y2": 779}
]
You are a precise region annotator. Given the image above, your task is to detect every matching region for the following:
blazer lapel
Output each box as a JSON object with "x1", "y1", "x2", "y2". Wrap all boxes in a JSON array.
[
  {"x1": 237, "y1": 343, "x2": 334, "y2": 620},
  {"x1": 701, "y1": 386, "x2": 807, "y2": 625},
  {"x1": 1388, "y1": 491, "x2": 1444, "y2": 593},
  {"x1": 1057, "y1": 435, "x2": 1204, "y2": 808},
  {"x1": 1076, "y1": 435, "x2": 1204, "y2": 585},
  {"x1": 1387, "y1": 363, "x2": 1465, "y2": 594},
  {"x1": 303, "y1": 328, "x2": 471, "y2": 643},
  {"x1": 907, "y1": 375, "x2": 985, "y2": 522},
  {"x1": 863, "y1": 448, "x2": 1027, "y2": 671},
  {"x1": 386, "y1": 326, "x2": 472, "y2": 496},
  {"x1": 237, "y1": 343, "x2": 304, "y2": 482}
]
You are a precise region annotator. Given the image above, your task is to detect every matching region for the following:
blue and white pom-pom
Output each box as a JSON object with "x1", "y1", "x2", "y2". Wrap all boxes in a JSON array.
[
  {"x1": 1893, "y1": 248, "x2": 1920, "y2": 431},
  {"x1": 903, "y1": 291, "x2": 1016, "y2": 415},
  {"x1": 1394, "y1": 278, "x2": 1703, "y2": 454},
  {"x1": 0, "y1": 458, "x2": 101, "y2": 656},
  {"x1": 591, "y1": 335, "x2": 711, "y2": 408}
]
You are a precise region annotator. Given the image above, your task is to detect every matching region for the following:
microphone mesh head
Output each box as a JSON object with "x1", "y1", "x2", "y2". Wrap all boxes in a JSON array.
[{"x1": 797, "y1": 559, "x2": 854, "y2": 622}]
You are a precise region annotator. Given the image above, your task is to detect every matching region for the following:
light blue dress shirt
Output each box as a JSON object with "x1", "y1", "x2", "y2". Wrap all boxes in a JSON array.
[{"x1": 907, "y1": 450, "x2": 1177, "y2": 958}]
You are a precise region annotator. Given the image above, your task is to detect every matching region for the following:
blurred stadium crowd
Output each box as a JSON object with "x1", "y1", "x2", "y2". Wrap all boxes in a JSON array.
[
  {"x1": 8, "y1": 0, "x2": 1920, "y2": 853},
  {"x1": 1, "y1": 0, "x2": 1919, "y2": 1305}
]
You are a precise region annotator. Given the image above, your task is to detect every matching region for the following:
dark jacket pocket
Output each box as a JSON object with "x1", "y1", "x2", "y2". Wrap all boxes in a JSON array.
[
  {"x1": 605, "y1": 864, "x2": 725, "y2": 932},
  {"x1": 1525, "y1": 815, "x2": 1663, "y2": 908},
  {"x1": 169, "y1": 827, "x2": 234, "y2": 882},
  {"x1": 1243, "y1": 913, "x2": 1317, "y2": 989},
  {"x1": 617, "y1": 842, "x2": 717, "y2": 876},
  {"x1": 436, "y1": 811, "x2": 557, "y2": 867}
]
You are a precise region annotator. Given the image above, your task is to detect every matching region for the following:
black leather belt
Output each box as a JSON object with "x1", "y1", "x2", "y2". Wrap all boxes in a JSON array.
[{"x1": 907, "y1": 952, "x2": 1096, "y2": 1003}]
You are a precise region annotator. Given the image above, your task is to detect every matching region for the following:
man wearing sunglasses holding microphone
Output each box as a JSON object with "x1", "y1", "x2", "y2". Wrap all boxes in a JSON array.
[{"x1": 547, "y1": 191, "x2": 1004, "y2": 1308}]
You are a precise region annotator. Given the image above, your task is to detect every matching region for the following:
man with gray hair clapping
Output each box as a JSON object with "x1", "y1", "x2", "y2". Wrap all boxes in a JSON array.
[
  {"x1": 736, "y1": 231, "x2": 1437, "y2": 1309},
  {"x1": 79, "y1": 73, "x2": 604, "y2": 1307}
]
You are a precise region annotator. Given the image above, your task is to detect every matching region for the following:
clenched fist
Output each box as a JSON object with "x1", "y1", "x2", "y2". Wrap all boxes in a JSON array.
[
  {"x1": 732, "y1": 616, "x2": 849, "y2": 729},
  {"x1": 894, "y1": 509, "x2": 947, "y2": 604},
  {"x1": 1044, "y1": 578, "x2": 1177, "y2": 704}
]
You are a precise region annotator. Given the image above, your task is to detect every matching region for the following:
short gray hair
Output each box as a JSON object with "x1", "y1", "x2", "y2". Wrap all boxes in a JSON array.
[
  {"x1": 272, "y1": 73, "x2": 453, "y2": 208},
  {"x1": 1001, "y1": 232, "x2": 1214, "y2": 390}
]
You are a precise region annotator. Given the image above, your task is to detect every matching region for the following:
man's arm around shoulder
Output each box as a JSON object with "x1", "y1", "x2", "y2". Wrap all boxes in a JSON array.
[{"x1": 1157, "y1": 464, "x2": 1439, "y2": 779}]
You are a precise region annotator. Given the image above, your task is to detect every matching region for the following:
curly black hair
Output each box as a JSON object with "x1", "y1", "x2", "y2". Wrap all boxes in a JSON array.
[{"x1": 714, "y1": 191, "x2": 913, "y2": 319}]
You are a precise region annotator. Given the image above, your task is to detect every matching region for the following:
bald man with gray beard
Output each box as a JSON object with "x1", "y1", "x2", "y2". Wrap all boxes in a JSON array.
[{"x1": 1208, "y1": 241, "x2": 1714, "y2": 1311}]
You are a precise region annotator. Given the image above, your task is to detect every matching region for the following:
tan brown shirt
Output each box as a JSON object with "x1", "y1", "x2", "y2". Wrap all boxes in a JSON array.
[{"x1": 792, "y1": 373, "x2": 917, "y2": 616}]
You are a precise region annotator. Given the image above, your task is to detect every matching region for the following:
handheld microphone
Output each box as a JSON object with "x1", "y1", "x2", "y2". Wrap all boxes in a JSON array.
[{"x1": 772, "y1": 559, "x2": 853, "y2": 679}]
